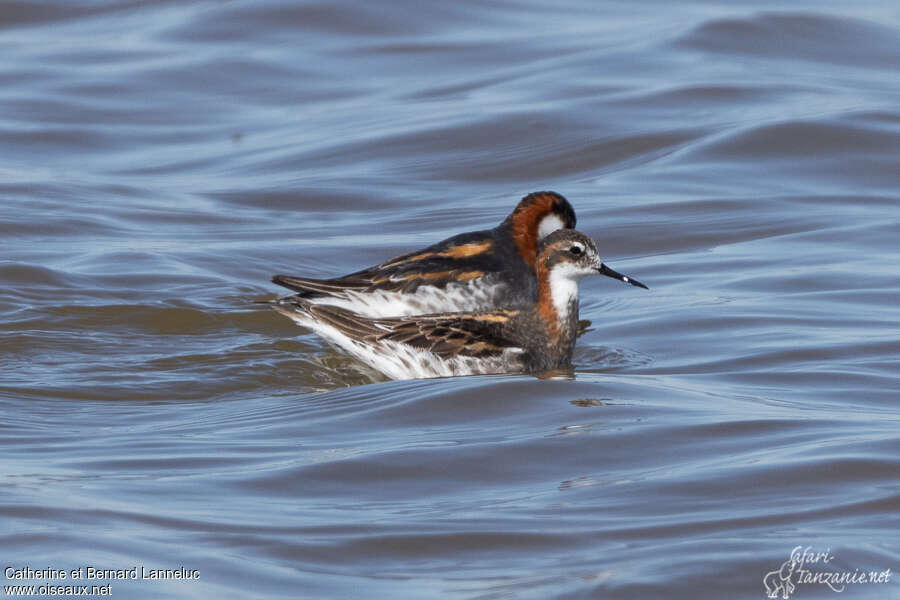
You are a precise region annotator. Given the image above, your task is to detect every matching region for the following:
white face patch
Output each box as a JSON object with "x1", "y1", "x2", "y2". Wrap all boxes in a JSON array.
[
  {"x1": 538, "y1": 214, "x2": 566, "y2": 240},
  {"x1": 547, "y1": 262, "x2": 585, "y2": 319}
]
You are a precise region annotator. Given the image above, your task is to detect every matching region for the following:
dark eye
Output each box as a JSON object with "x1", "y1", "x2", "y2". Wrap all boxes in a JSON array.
[{"x1": 569, "y1": 246, "x2": 583, "y2": 256}]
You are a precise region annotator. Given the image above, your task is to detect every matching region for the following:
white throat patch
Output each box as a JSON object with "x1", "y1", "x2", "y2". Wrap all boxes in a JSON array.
[
  {"x1": 537, "y1": 214, "x2": 566, "y2": 240},
  {"x1": 547, "y1": 262, "x2": 585, "y2": 319}
]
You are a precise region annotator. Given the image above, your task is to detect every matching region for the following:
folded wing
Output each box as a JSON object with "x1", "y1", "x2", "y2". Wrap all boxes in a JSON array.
[
  {"x1": 273, "y1": 233, "x2": 502, "y2": 297},
  {"x1": 281, "y1": 299, "x2": 522, "y2": 360}
]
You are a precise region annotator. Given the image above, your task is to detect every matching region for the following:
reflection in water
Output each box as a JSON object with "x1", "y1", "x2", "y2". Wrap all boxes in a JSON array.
[
  {"x1": 577, "y1": 346, "x2": 655, "y2": 371},
  {"x1": 577, "y1": 318, "x2": 593, "y2": 337},
  {"x1": 569, "y1": 398, "x2": 611, "y2": 407},
  {"x1": 550, "y1": 422, "x2": 607, "y2": 437},
  {"x1": 534, "y1": 366, "x2": 576, "y2": 380},
  {"x1": 559, "y1": 475, "x2": 602, "y2": 490}
]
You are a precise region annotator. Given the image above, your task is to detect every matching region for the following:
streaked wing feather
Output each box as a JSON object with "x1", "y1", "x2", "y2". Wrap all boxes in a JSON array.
[
  {"x1": 272, "y1": 274, "x2": 370, "y2": 294},
  {"x1": 300, "y1": 302, "x2": 385, "y2": 339},
  {"x1": 272, "y1": 232, "x2": 500, "y2": 296},
  {"x1": 376, "y1": 313, "x2": 518, "y2": 359},
  {"x1": 277, "y1": 296, "x2": 521, "y2": 361}
]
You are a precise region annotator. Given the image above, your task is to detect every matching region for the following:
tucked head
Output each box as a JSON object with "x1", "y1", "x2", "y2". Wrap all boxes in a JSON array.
[
  {"x1": 504, "y1": 191, "x2": 577, "y2": 266},
  {"x1": 538, "y1": 229, "x2": 648, "y2": 289}
]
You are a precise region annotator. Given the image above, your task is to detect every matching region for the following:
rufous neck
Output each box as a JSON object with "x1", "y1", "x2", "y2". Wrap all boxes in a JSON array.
[{"x1": 536, "y1": 263, "x2": 580, "y2": 336}]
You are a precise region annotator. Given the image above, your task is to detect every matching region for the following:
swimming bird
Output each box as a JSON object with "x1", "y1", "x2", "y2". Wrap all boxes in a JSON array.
[
  {"x1": 271, "y1": 191, "x2": 576, "y2": 318},
  {"x1": 272, "y1": 230, "x2": 647, "y2": 379}
]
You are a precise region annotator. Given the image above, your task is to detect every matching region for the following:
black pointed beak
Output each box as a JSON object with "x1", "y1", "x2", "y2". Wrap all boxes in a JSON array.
[{"x1": 597, "y1": 263, "x2": 648, "y2": 290}]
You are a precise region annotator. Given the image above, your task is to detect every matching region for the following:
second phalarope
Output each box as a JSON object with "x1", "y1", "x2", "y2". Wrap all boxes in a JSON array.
[
  {"x1": 272, "y1": 191, "x2": 576, "y2": 318},
  {"x1": 273, "y1": 230, "x2": 647, "y2": 379}
]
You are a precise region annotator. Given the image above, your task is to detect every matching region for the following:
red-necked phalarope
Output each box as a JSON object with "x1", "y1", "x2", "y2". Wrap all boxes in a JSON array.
[
  {"x1": 272, "y1": 191, "x2": 576, "y2": 317},
  {"x1": 272, "y1": 230, "x2": 647, "y2": 379}
]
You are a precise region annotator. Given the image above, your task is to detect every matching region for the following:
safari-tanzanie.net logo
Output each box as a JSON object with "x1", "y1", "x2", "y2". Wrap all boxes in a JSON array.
[{"x1": 763, "y1": 546, "x2": 892, "y2": 598}]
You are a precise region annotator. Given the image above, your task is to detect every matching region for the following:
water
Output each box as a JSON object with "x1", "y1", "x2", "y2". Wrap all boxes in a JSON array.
[{"x1": 2, "y1": 1, "x2": 899, "y2": 598}]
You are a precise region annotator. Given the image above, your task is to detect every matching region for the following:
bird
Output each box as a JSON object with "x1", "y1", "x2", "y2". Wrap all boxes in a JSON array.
[
  {"x1": 271, "y1": 191, "x2": 577, "y2": 318},
  {"x1": 272, "y1": 229, "x2": 648, "y2": 380}
]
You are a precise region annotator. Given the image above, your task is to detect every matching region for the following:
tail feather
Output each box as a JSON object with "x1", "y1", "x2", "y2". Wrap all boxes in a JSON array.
[
  {"x1": 271, "y1": 274, "x2": 370, "y2": 296},
  {"x1": 271, "y1": 296, "x2": 383, "y2": 340}
]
